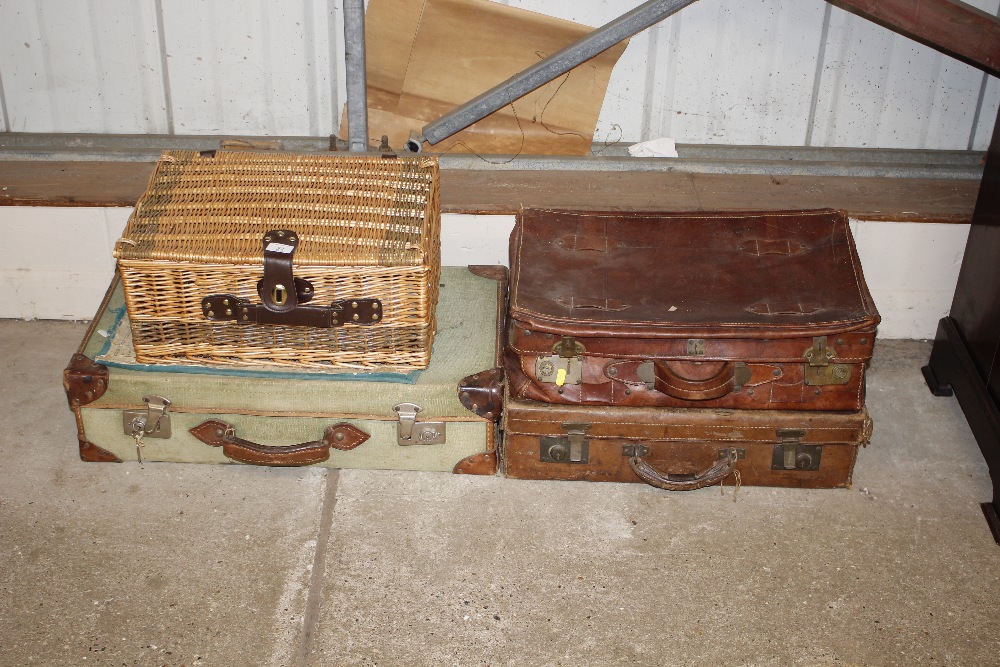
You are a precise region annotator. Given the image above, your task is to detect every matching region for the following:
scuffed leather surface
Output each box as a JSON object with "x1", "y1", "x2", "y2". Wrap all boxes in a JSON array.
[
  {"x1": 501, "y1": 394, "x2": 868, "y2": 488},
  {"x1": 509, "y1": 208, "x2": 880, "y2": 338},
  {"x1": 504, "y1": 345, "x2": 867, "y2": 411}
]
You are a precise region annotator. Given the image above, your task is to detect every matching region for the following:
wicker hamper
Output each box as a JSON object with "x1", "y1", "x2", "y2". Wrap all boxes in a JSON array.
[{"x1": 113, "y1": 150, "x2": 441, "y2": 370}]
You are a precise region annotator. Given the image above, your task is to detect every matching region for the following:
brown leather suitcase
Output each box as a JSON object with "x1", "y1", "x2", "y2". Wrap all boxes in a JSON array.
[
  {"x1": 502, "y1": 391, "x2": 872, "y2": 490},
  {"x1": 507, "y1": 208, "x2": 880, "y2": 411}
]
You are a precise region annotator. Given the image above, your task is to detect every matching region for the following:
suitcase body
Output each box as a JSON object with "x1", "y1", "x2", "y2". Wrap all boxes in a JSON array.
[
  {"x1": 502, "y1": 392, "x2": 872, "y2": 489},
  {"x1": 507, "y1": 208, "x2": 880, "y2": 411},
  {"x1": 64, "y1": 266, "x2": 503, "y2": 473}
]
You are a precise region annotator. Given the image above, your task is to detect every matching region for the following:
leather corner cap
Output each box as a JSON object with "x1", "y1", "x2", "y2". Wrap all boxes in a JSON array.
[
  {"x1": 453, "y1": 450, "x2": 497, "y2": 475},
  {"x1": 458, "y1": 367, "x2": 504, "y2": 421},
  {"x1": 79, "y1": 439, "x2": 122, "y2": 463},
  {"x1": 64, "y1": 354, "x2": 109, "y2": 407},
  {"x1": 468, "y1": 265, "x2": 509, "y2": 281}
]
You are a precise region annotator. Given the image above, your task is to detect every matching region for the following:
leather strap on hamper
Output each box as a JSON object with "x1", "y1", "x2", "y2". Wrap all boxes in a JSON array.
[
  {"x1": 652, "y1": 360, "x2": 745, "y2": 401},
  {"x1": 201, "y1": 229, "x2": 382, "y2": 328},
  {"x1": 628, "y1": 448, "x2": 739, "y2": 491},
  {"x1": 190, "y1": 419, "x2": 369, "y2": 466}
]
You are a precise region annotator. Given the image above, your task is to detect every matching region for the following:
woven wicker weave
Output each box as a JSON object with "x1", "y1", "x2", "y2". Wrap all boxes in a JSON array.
[{"x1": 114, "y1": 150, "x2": 441, "y2": 370}]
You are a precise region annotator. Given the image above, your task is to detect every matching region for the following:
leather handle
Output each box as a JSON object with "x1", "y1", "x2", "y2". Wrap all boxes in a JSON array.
[
  {"x1": 652, "y1": 360, "x2": 739, "y2": 401},
  {"x1": 190, "y1": 419, "x2": 369, "y2": 467},
  {"x1": 628, "y1": 448, "x2": 739, "y2": 491}
]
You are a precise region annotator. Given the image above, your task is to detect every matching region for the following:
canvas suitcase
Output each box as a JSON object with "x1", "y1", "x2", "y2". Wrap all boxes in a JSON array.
[
  {"x1": 507, "y1": 208, "x2": 880, "y2": 411},
  {"x1": 502, "y1": 391, "x2": 872, "y2": 490},
  {"x1": 64, "y1": 266, "x2": 504, "y2": 473},
  {"x1": 113, "y1": 150, "x2": 441, "y2": 371}
]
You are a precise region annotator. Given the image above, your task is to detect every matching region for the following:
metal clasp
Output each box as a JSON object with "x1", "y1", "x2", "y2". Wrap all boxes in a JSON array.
[
  {"x1": 393, "y1": 402, "x2": 446, "y2": 446},
  {"x1": 804, "y1": 336, "x2": 833, "y2": 367},
  {"x1": 773, "y1": 428, "x2": 821, "y2": 471},
  {"x1": 540, "y1": 423, "x2": 591, "y2": 463},
  {"x1": 122, "y1": 394, "x2": 172, "y2": 439},
  {"x1": 803, "y1": 336, "x2": 853, "y2": 386}
]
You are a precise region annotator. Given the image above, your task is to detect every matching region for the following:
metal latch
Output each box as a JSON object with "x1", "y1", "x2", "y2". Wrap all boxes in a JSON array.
[
  {"x1": 553, "y1": 336, "x2": 585, "y2": 358},
  {"x1": 535, "y1": 355, "x2": 582, "y2": 388},
  {"x1": 393, "y1": 402, "x2": 446, "y2": 446},
  {"x1": 772, "y1": 428, "x2": 822, "y2": 471},
  {"x1": 539, "y1": 423, "x2": 590, "y2": 463},
  {"x1": 122, "y1": 395, "x2": 172, "y2": 439},
  {"x1": 803, "y1": 336, "x2": 852, "y2": 386},
  {"x1": 535, "y1": 336, "x2": 586, "y2": 390}
]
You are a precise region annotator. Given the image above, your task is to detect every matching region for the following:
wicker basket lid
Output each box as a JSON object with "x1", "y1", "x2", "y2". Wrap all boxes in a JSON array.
[{"x1": 115, "y1": 150, "x2": 440, "y2": 267}]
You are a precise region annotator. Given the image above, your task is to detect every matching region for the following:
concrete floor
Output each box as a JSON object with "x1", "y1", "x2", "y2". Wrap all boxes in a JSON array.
[{"x1": 2, "y1": 321, "x2": 998, "y2": 667}]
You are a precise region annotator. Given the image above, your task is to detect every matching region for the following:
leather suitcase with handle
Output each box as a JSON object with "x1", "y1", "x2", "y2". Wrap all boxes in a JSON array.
[
  {"x1": 502, "y1": 388, "x2": 872, "y2": 490},
  {"x1": 507, "y1": 208, "x2": 880, "y2": 411}
]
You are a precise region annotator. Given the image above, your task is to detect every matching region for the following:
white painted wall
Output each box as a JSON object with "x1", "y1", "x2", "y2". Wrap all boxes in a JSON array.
[
  {"x1": 0, "y1": 207, "x2": 970, "y2": 339},
  {"x1": 0, "y1": 0, "x2": 997, "y2": 148}
]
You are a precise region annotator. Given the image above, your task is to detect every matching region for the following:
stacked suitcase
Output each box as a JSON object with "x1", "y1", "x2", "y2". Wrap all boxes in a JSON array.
[
  {"x1": 66, "y1": 151, "x2": 503, "y2": 475},
  {"x1": 500, "y1": 208, "x2": 878, "y2": 490}
]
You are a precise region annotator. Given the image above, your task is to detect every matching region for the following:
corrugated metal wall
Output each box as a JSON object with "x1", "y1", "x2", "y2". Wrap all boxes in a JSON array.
[{"x1": 0, "y1": 0, "x2": 997, "y2": 149}]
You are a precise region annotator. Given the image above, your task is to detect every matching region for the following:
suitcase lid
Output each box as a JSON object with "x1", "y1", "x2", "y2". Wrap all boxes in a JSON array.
[{"x1": 509, "y1": 208, "x2": 880, "y2": 339}]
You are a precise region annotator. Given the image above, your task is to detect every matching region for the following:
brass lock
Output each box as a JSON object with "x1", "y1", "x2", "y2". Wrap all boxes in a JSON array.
[{"x1": 272, "y1": 283, "x2": 288, "y2": 306}]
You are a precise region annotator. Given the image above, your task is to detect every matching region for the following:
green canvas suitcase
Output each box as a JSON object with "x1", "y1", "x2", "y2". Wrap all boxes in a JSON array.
[{"x1": 64, "y1": 266, "x2": 505, "y2": 473}]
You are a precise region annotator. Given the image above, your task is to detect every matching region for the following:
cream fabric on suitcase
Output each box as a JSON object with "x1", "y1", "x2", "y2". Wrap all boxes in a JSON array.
[{"x1": 74, "y1": 267, "x2": 499, "y2": 470}]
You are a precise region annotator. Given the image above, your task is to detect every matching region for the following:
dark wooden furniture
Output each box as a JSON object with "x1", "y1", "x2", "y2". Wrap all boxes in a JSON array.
[{"x1": 923, "y1": 107, "x2": 1000, "y2": 543}]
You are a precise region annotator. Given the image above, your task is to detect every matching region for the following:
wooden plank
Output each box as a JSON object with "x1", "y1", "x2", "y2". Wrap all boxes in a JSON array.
[
  {"x1": 828, "y1": 0, "x2": 1000, "y2": 78},
  {"x1": 0, "y1": 160, "x2": 981, "y2": 223},
  {"x1": 0, "y1": 161, "x2": 155, "y2": 207}
]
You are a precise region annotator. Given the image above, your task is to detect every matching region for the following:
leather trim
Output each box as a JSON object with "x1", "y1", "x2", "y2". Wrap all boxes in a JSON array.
[
  {"x1": 467, "y1": 265, "x2": 509, "y2": 282},
  {"x1": 64, "y1": 354, "x2": 109, "y2": 407},
  {"x1": 76, "y1": 273, "x2": 121, "y2": 356},
  {"x1": 79, "y1": 439, "x2": 123, "y2": 463},
  {"x1": 202, "y1": 294, "x2": 381, "y2": 328},
  {"x1": 452, "y1": 449, "x2": 498, "y2": 475},
  {"x1": 458, "y1": 367, "x2": 504, "y2": 421},
  {"x1": 258, "y1": 229, "x2": 300, "y2": 312}
]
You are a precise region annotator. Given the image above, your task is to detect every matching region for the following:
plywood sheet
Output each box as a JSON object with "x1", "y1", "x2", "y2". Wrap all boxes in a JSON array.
[{"x1": 348, "y1": 0, "x2": 627, "y2": 155}]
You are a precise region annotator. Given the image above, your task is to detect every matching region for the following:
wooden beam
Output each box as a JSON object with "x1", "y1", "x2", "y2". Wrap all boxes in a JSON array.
[
  {"x1": 0, "y1": 161, "x2": 981, "y2": 223},
  {"x1": 828, "y1": 0, "x2": 1000, "y2": 78}
]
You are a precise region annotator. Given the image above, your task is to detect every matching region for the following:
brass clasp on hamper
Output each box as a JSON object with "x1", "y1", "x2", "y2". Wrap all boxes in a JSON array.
[{"x1": 201, "y1": 230, "x2": 383, "y2": 328}]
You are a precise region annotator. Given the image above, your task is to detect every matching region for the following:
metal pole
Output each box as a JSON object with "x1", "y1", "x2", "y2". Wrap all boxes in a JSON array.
[
  {"x1": 413, "y1": 0, "x2": 700, "y2": 150},
  {"x1": 343, "y1": 0, "x2": 369, "y2": 152}
]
